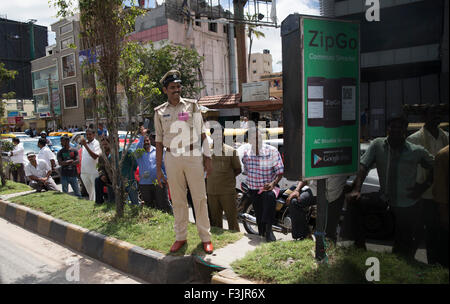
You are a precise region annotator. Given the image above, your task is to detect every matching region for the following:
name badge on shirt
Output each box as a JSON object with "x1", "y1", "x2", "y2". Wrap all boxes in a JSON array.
[
  {"x1": 163, "y1": 114, "x2": 171, "y2": 118},
  {"x1": 143, "y1": 171, "x2": 150, "y2": 179},
  {"x1": 178, "y1": 112, "x2": 189, "y2": 121}
]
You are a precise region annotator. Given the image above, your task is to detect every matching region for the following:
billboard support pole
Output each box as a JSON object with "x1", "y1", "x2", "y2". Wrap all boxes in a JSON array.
[{"x1": 315, "y1": 178, "x2": 328, "y2": 262}]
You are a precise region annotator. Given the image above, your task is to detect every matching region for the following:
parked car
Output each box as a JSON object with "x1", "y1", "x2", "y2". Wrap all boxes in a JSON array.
[
  {"x1": 0, "y1": 132, "x2": 29, "y2": 139},
  {"x1": 47, "y1": 136, "x2": 63, "y2": 154},
  {"x1": 69, "y1": 132, "x2": 86, "y2": 150},
  {"x1": 49, "y1": 131, "x2": 73, "y2": 137}
]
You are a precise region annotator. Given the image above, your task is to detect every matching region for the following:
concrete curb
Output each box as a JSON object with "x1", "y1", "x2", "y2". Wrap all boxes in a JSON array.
[
  {"x1": 0, "y1": 199, "x2": 216, "y2": 284},
  {"x1": 211, "y1": 269, "x2": 256, "y2": 284}
]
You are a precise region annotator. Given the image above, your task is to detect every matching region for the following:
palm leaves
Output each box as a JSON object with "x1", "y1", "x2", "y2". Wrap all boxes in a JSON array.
[{"x1": 246, "y1": 13, "x2": 266, "y2": 74}]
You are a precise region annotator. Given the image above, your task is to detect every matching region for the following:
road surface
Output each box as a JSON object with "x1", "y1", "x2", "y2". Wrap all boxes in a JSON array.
[{"x1": 0, "y1": 217, "x2": 143, "y2": 284}]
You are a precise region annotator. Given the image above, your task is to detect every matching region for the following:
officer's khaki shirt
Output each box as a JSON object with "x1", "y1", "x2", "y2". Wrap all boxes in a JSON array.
[
  {"x1": 207, "y1": 144, "x2": 241, "y2": 195},
  {"x1": 154, "y1": 97, "x2": 207, "y2": 151},
  {"x1": 433, "y1": 145, "x2": 449, "y2": 205}
]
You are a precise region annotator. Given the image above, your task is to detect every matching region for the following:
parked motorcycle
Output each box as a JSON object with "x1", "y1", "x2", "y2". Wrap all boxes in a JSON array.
[{"x1": 237, "y1": 182, "x2": 317, "y2": 237}]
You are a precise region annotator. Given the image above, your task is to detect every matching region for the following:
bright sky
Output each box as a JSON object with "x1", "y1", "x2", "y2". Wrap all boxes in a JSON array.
[{"x1": 0, "y1": 0, "x2": 320, "y2": 72}]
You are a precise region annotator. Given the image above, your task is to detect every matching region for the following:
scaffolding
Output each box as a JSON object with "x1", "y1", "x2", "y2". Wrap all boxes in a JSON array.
[{"x1": 163, "y1": 0, "x2": 278, "y2": 27}]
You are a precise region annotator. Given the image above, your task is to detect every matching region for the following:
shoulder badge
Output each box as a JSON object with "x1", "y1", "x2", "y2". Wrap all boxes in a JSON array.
[{"x1": 154, "y1": 102, "x2": 168, "y2": 111}]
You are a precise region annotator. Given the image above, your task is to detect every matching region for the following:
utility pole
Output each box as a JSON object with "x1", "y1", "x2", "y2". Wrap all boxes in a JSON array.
[
  {"x1": 233, "y1": 0, "x2": 248, "y2": 94},
  {"x1": 28, "y1": 20, "x2": 37, "y2": 60},
  {"x1": 47, "y1": 75, "x2": 56, "y2": 130}
]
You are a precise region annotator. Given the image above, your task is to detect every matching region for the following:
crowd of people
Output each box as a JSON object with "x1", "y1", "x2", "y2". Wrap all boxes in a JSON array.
[{"x1": 4, "y1": 69, "x2": 448, "y2": 265}]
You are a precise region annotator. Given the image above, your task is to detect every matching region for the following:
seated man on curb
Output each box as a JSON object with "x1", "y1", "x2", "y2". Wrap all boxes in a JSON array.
[
  {"x1": 24, "y1": 152, "x2": 58, "y2": 192},
  {"x1": 241, "y1": 126, "x2": 284, "y2": 242},
  {"x1": 286, "y1": 176, "x2": 348, "y2": 242}
]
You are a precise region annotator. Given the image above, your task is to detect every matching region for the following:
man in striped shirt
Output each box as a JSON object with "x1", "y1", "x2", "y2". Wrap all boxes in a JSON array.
[{"x1": 241, "y1": 127, "x2": 284, "y2": 242}]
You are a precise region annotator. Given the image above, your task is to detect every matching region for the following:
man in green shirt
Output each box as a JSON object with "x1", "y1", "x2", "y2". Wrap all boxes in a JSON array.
[{"x1": 347, "y1": 114, "x2": 434, "y2": 259}]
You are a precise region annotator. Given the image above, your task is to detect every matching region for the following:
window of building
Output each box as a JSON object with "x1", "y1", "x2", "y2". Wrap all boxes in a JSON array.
[
  {"x1": 253, "y1": 70, "x2": 257, "y2": 74},
  {"x1": 63, "y1": 83, "x2": 78, "y2": 108},
  {"x1": 61, "y1": 36, "x2": 74, "y2": 50},
  {"x1": 84, "y1": 98, "x2": 93, "y2": 120},
  {"x1": 60, "y1": 22, "x2": 73, "y2": 35},
  {"x1": 62, "y1": 54, "x2": 76, "y2": 78},
  {"x1": 34, "y1": 94, "x2": 50, "y2": 113},
  {"x1": 208, "y1": 20, "x2": 217, "y2": 32},
  {"x1": 32, "y1": 66, "x2": 58, "y2": 90},
  {"x1": 252, "y1": 59, "x2": 256, "y2": 63},
  {"x1": 195, "y1": 14, "x2": 201, "y2": 27},
  {"x1": 223, "y1": 25, "x2": 228, "y2": 34}
]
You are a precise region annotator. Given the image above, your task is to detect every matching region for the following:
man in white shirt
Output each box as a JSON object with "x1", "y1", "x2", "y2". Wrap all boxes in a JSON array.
[
  {"x1": 80, "y1": 128, "x2": 101, "y2": 201},
  {"x1": 37, "y1": 138, "x2": 56, "y2": 172},
  {"x1": 25, "y1": 152, "x2": 58, "y2": 192},
  {"x1": 240, "y1": 116, "x2": 249, "y2": 129},
  {"x1": 8, "y1": 138, "x2": 27, "y2": 183}
]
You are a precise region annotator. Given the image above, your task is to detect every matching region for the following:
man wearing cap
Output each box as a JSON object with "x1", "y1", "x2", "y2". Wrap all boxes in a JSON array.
[
  {"x1": 25, "y1": 152, "x2": 58, "y2": 192},
  {"x1": 154, "y1": 70, "x2": 214, "y2": 254},
  {"x1": 407, "y1": 104, "x2": 449, "y2": 265},
  {"x1": 40, "y1": 131, "x2": 52, "y2": 148},
  {"x1": 347, "y1": 114, "x2": 435, "y2": 259}
]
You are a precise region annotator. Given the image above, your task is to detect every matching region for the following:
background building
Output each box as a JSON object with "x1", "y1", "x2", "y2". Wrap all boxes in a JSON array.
[
  {"x1": 248, "y1": 49, "x2": 273, "y2": 83},
  {"x1": 31, "y1": 15, "x2": 83, "y2": 129},
  {"x1": 31, "y1": 15, "x2": 129, "y2": 129},
  {"x1": 260, "y1": 72, "x2": 282, "y2": 99},
  {"x1": 128, "y1": 0, "x2": 239, "y2": 97},
  {"x1": 0, "y1": 17, "x2": 48, "y2": 99},
  {"x1": 1, "y1": 99, "x2": 37, "y2": 132},
  {"x1": 320, "y1": 0, "x2": 449, "y2": 137}
]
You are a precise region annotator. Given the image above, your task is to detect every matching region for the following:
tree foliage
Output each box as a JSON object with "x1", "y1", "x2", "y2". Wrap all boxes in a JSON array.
[
  {"x1": 50, "y1": 0, "x2": 204, "y2": 217},
  {"x1": 0, "y1": 62, "x2": 18, "y2": 117},
  {"x1": 0, "y1": 62, "x2": 18, "y2": 186},
  {"x1": 52, "y1": 0, "x2": 146, "y2": 217},
  {"x1": 246, "y1": 13, "x2": 266, "y2": 73},
  {"x1": 137, "y1": 42, "x2": 204, "y2": 117}
]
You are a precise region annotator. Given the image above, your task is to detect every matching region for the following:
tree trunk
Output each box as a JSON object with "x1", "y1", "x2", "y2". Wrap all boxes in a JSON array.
[
  {"x1": 248, "y1": 35, "x2": 253, "y2": 79},
  {"x1": 0, "y1": 156, "x2": 6, "y2": 186}
]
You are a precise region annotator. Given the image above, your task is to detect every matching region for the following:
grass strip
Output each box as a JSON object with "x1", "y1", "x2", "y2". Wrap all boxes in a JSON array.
[
  {"x1": 231, "y1": 239, "x2": 449, "y2": 284},
  {"x1": 0, "y1": 180, "x2": 32, "y2": 195},
  {"x1": 9, "y1": 191, "x2": 242, "y2": 256}
]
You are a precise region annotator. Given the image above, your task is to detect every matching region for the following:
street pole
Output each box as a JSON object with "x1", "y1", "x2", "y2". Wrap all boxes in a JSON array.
[
  {"x1": 47, "y1": 75, "x2": 56, "y2": 131},
  {"x1": 233, "y1": 0, "x2": 248, "y2": 94},
  {"x1": 315, "y1": 178, "x2": 328, "y2": 262},
  {"x1": 28, "y1": 21, "x2": 36, "y2": 60}
]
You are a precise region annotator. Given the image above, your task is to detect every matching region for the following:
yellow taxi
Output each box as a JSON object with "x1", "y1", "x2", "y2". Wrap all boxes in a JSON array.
[{"x1": 49, "y1": 131, "x2": 73, "y2": 137}]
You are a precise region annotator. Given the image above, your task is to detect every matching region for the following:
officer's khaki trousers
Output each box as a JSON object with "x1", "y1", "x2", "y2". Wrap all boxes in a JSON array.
[{"x1": 165, "y1": 152, "x2": 211, "y2": 242}]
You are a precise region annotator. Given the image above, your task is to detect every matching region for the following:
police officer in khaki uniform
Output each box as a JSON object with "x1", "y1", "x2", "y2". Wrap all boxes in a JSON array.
[
  {"x1": 154, "y1": 70, "x2": 214, "y2": 254},
  {"x1": 207, "y1": 128, "x2": 242, "y2": 231}
]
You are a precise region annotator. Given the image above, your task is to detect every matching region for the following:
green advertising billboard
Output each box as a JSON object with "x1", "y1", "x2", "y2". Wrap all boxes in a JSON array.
[{"x1": 302, "y1": 16, "x2": 360, "y2": 179}]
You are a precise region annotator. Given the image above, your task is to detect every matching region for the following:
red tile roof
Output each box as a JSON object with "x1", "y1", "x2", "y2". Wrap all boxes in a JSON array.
[{"x1": 198, "y1": 94, "x2": 241, "y2": 108}]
